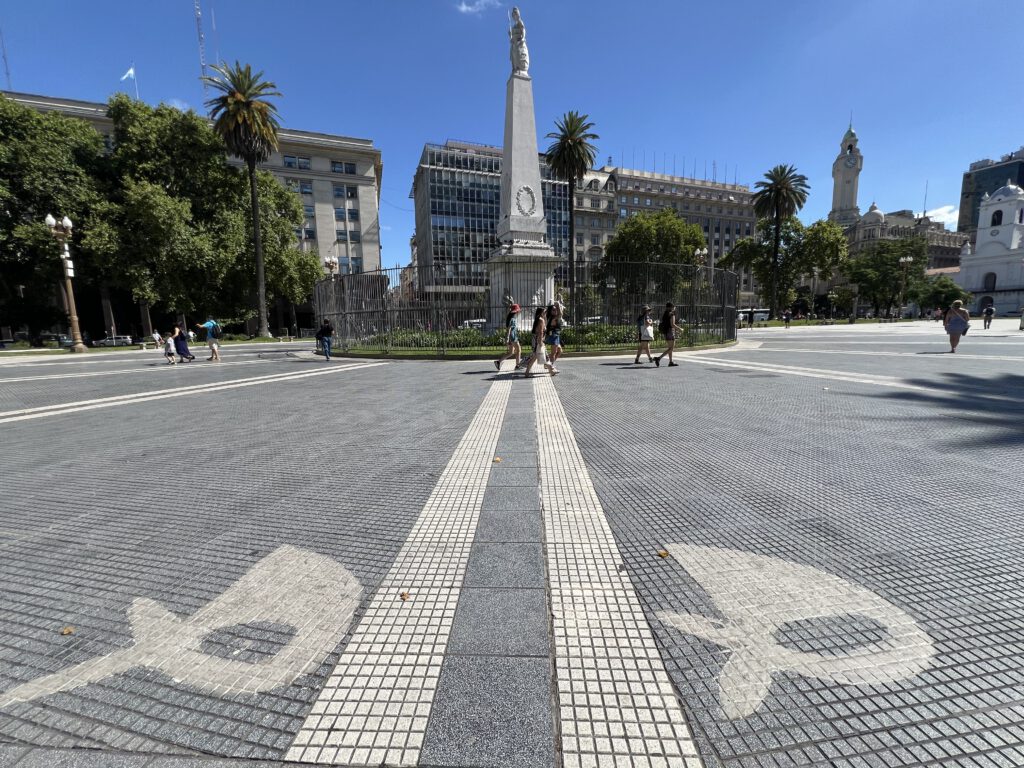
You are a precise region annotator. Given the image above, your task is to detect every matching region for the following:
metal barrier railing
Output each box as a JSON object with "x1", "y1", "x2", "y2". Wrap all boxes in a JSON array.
[{"x1": 313, "y1": 260, "x2": 737, "y2": 355}]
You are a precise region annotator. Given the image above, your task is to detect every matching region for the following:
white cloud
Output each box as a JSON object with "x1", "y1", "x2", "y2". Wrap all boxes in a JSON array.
[
  {"x1": 923, "y1": 204, "x2": 959, "y2": 226},
  {"x1": 167, "y1": 98, "x2": 191, "y2": 112},
  {"x1": 456, "y1": 0, "x2": 500, "y2": 14}
]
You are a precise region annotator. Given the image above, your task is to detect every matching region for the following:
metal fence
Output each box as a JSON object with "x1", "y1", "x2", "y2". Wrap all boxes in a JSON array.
[{"x1": 313, "y1": 260, "x2": 737, "y2": 355}]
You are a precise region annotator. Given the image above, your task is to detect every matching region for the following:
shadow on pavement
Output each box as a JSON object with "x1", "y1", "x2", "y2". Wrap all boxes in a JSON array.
[{"x1": 864, "y1": 371, "x2": 1024, "y2": 448}]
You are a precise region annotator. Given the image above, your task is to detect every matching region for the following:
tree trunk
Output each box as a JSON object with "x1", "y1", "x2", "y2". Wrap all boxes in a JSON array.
[
  {"x1": 568, "y1": 182, "x2": 576, "y2": 321},
  {"x1": 248, "y1": 159, "x2": 270, "y2": 337},
  {"x1": 139, "y1": 301, "x2": 153, "y2": 338},
  {"x1": 770, "y1": 212, "x2": 781, "y2": 319},
  {"x1": 100, "y1": 284, "x2": 117, "y2": 339}
]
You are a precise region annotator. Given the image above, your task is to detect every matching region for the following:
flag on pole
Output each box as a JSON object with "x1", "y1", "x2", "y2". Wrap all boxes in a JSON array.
[{"x1": 120, "y1": 66, "x2": 135, "y2": 81}]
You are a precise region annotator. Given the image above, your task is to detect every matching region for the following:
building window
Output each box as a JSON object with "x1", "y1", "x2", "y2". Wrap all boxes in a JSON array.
[
  {"x1": 590, "y1": 234, "x2": 600, "y2": 245},
  {"x1": 332, "y1": 160, "x2": 358, "y2": 174},
  {"x1": 303, "y1": 228, "x2": 316, "y2": 240},
  {"x1": 991, "y1": 210, "x2": 1003, "y2": 226},
  {"x1": 348, "y1": 209, "x2": 359, "y2": 221},
  {"x1": 349, "y1": 231, "x2": 361, "y2": 244},
  {"x1": 351, "y1": 257, "x2": 363, "y2": 273},
  {"x1": 303, "y1": 204, "x2": 315, "y2": 219},
  {"x1": 620, "y1": 195, "x2": 627, "y2": 203},
  {"x1": 297, "y1": 156, "x2": 311, "y2": 170},
  {"x1": 283, "y1": 155, "x2": 297, "y2": 168},
  {"x1": 644, "y1": 198, "x2": 651, "y2": 206},
  {"x1": 620, "y1": 207, "x2": 627, "y2": 218},
  {"x1": 336, "y1": 230, "x2": 348, "y2": 241},
  {"x1": 633, "y1": 196, "x2": 639, "y2": 205},
  {"x1": 335, "y1": 207, "x2": 346, "y2": 220},
  {"x1": 285, "y1": 178, "x2": 300, "y2": 192},
  {"x1": 299, "y1": 180, "x2": 313, "y2": 195},
  {"x1": 333, "y1": 184, "x2": 346, "y2": 198},
  {"x1": 347, "y1": 186, "x2": 358, "y2": 199},
  {"x1": 983, "y1": 272, "x2": 997, "y2": 291},
  {"x1": 576, "y1": 234, "x2": 584, "y2": 245}
]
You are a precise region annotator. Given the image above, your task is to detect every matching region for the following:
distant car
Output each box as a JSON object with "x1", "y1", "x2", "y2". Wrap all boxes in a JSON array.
[
  {"x1": 459, "y1": 318, "x2": 488, "y2": 330},
  {"x1": 581, "y1": 316, "x2": 604, "y2": 326},
  {"x1": 37, "y1": 333, "x2": 72, "y2": 347},
  {"x1": 93, "y1": 335, "x2": 134, "y2": 347}
]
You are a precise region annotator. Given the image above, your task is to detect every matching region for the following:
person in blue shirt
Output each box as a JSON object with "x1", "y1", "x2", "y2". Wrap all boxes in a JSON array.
[{"x1": 195, "y1": 318, "x2": 222, "y2": 362}]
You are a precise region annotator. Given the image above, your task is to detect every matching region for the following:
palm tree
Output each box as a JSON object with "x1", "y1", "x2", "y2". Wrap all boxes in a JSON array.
[
  {"x1": 752, "y1": 164, "x2": 809, "y2": 318},
  {"x1": 545, "y1": 112, "x2": 598, "y2": 324},
  {"x1": 203, "y1": 61, "x2": 282, "y2": 337}
]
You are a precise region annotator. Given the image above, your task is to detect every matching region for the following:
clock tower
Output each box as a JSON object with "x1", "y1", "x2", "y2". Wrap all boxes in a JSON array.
[{"x1": 828, "y1": 124, "x2": 863, "y2": 226}]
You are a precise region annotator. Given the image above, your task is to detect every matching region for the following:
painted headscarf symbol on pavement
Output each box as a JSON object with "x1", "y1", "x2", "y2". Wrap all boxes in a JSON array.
[
  {"x1": 0, "y1": 546, "x2": 363, "y2": 708},
  {"x1": 656, "y1": 544, "x2": 935, "y2": 720}
]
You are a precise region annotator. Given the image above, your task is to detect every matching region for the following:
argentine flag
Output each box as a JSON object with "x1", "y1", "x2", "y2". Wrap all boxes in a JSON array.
[{"x1": 120, "y1": 66, "x2": 135, "y2": 81}]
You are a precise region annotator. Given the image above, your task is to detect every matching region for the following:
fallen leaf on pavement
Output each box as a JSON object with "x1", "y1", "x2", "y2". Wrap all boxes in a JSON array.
[
  {"x1": 60, "y1": 626, "x2": 75, "y2": 636},
  {"x1": 657, "y1": 550, "x2": 670, "y2": 558},
  {"x1": 400, "y1": 591, "x2": 410, "y2": 601}
]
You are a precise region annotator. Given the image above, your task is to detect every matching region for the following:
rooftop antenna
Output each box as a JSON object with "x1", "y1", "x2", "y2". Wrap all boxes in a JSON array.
[
  {"x1": 0, "y1": 26, "x2": 11, "y2": 90},
  {"x1": 922, "y1": 180, "x2": 929, "y2": 219},
  {"x1": 194, "y1": 0, "x2": 208, "y2": 92}
]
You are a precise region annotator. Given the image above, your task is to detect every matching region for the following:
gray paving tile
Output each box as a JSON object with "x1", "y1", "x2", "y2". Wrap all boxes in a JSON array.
[
  {"x1": 486, "y1": 465, "x2": 537, "y2": 487},
  {"x1": 463, "y1": 543, "x2": 545, "y2": 588},
  {"x1": 0, "y1": 746, "x2": 28, "y2": 768},
  {"x1": 419, "y1": 656, "x2": 554, "y2": 768},
  {"x1": 476, "y1": 507, "x2": 543, "y2": 543},
  {"x1": 481, "y1": 484, "x2": 540, "y2": 512},
  {"x1": 14, "y1": 748, "x2": 149, "y2": 767},
  {"x1": 484, "y1": 451, "x2": 537, "y2": 468},
  {"x1": 448, "y1": 588, "x2": 549, "y2": 656}
]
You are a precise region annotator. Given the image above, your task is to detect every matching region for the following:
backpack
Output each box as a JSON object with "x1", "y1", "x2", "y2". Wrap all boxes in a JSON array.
[
  {"x1": 658, "y1": 314, "x2": 670, "y2": 335},
  {"x1": 210, "y1": 323, "x2": 222, "y2": 339}
]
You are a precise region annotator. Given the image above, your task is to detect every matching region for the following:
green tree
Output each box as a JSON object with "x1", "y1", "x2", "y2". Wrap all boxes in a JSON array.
[
  {"x1": 0, "y1": 94, "x2": 105, "y2": 335},
  {"x1": 844, "y1": 238, "x2": 927, "y2": 316},
  {"x1": 721, "y1": 218, "x2": 847, "y2": 312},
  {"x1": 598, "y1": 210, "x2": 704, "y2": 296},
  {"x1": 908, "y1": 274, "x2": 971, "y2": 312},
  {"x1": 545, "y1": 111, "x2": 598, "y2": 324},
  {"x1": 203, "y1": 61, "x2": 282, "y2": 337},
  {"x1": 752, "y1": 164, "x2": 810, "y2": 317}
]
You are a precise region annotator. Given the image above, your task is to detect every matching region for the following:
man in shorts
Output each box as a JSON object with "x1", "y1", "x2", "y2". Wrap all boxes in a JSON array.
[{"x1": 196, "y1": 318, "x2": 222, "y2": 362}]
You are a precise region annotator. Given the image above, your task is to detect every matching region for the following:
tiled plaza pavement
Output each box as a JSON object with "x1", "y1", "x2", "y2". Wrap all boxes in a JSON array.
[{"x1": 1, "y1": 324, "x2": 1023, "y2": 767}]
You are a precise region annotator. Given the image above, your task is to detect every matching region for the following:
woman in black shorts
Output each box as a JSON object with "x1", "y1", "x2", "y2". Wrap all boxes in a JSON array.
[{"x1": 655, "y1": 302, "x2": 682, "y2": 367}]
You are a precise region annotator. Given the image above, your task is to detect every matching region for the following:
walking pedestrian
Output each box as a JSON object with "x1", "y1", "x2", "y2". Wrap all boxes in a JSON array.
[
  {"x1": 783, "y1": 309, "x2": 792, "y2": 329},
  {"x1": 983, "y1": 304, "x2": 994, "y2": 329},
  {"x1": 314, "y1": 319, "x2": 334, "y2": 360},
  {"x1": 150, "y1": 330, "x2": 162, "y2": 350},
  {"x1": 188, "y1": 329, "x2": 197, "y2": 344},
  {"x1": 655, "y1": 302, "x2": 683, "y2": 367},
  {"x1": 494, "y1": 303, "x2": 522, "y2": 370},
  {"x1": 196, "y1": 317, "x2": 222, "y2": 362},
  {"x1": 943, "y1": 299, "x2": 970, "y2": 353},
  {"x1": 172, "y1": 325, "x2": 195, "y2": 362},
  {"x1": 545, "y1": 301, "x2": 564, "y2": 372},
  {"x1": 524, "y1": 307, "x2": 556, "y2": 378},
  {"x1": 162, "y1": 332, "x2": 177, "y2": 365},
  {"x1": 634, "y1": 304, "x2": 655, "y2": 365}
]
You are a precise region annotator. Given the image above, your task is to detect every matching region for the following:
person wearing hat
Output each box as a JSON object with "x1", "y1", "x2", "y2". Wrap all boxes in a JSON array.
[
  {"x1": 634, "y1": 304, "x2": 655, "y2": 365},
  {"x1": 495, "y1": 303, "x2": 523, "y2": 370},
  {"x1": 655, "y1": 302, "x2": 683, "y2": 367}
]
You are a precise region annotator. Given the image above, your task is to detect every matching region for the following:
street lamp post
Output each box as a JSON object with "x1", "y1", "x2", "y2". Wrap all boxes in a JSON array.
[
  {"x1": 694, "y1": 247, "x2": 708, "y2": 331},
  {"x1": 897, "y1": 255, "x2": 914, "y2": 321},
  {"x1": 45, "y1": 214, "x2": 88, "y2": 353}
]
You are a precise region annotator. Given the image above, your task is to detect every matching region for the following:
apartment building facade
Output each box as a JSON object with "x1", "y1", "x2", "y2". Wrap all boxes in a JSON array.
[{"x1": 4, "y1": 91, "x2": 382, "y2": 276}]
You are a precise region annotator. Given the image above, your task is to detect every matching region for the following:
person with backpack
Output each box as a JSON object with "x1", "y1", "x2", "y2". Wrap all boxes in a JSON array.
[
  {"x1": 314, "y1": 319, "x2": 334, "y2": 360},
  {"x1": 982, "y1": 304, "x2": 995, "y2": 330},
  {"x1": 655, "y1": 302, "x2": 682, "y2": 367},
  {"x1": 634, "y1": 304, "x2": 655, "y2": 365},
  {"x1": 196, "y1": 317, "x2": 223, "y2": 362}
]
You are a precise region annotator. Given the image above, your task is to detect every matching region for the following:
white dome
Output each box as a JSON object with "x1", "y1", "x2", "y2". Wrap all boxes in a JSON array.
[
  {"x1": 862, "y1": 202, "x2": 885, "y2": 224},
  {"x1": 991, "y1": 179, "x2": 1024, "y2": 200}
]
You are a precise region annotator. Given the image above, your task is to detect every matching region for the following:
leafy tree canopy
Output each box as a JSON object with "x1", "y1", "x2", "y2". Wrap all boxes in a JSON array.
[
  {"x1": 843, "y1": 237, "x2": 927, "y2": 315},
  {"x1": 908, "y1": 274, "x2": 972, "y2": 311},
  {"x1": 598, "y1": 208, "x2": 707, "y2": 295}
]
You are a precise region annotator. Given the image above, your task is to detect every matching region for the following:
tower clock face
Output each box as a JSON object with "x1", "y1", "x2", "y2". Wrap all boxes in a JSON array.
[{"x1": 844, "y1": 156, "x2": 857, "y2": 169}]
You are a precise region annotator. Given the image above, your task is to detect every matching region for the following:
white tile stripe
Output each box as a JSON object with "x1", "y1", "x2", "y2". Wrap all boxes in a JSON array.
[
  {"x1": 533, "y1": 376, "x2": 703, "y2": 768},
  {"x1": 286, "y1": 378, "x2": 512, "y2": 767}
]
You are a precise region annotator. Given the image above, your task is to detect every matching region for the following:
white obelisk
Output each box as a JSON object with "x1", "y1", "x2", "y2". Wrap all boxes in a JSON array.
[{"x1": 488, "y1": 6, "x2": 558, "y2": 329}]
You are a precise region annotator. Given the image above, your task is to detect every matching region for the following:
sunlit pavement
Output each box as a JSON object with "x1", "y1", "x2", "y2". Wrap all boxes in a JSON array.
[{"x1": 1, "y1": 323, "x2": 1022, "y2": 767}]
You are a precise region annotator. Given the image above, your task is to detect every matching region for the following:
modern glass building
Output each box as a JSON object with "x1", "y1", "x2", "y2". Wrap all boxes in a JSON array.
[
  {"x1": 958, "y1": 147, "x2": 1024, "y2": 244},
  {"x1": 410, "y1": 140, "x2": 569, "y2": 291}
]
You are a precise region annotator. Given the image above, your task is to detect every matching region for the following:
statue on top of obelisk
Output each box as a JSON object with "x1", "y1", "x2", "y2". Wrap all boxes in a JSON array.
[{"x1": 509, "y1": 7, "x2": 529, "y2": 75}]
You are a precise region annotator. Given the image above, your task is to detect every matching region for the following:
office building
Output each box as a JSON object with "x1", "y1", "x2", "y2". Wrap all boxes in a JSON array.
[
  {"x1": 957, "y1": 147, "x2": 1024, "y2": 245},
  {"x1": 409, "y1": 140, "x2": 568, "y2": 293},
  {"x1": 4, "y1": 91, "x2": 383, "y2": 276}
]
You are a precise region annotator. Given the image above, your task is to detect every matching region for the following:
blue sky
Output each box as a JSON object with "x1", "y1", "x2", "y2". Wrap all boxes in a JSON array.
[{"x1": 3, "y1": 0, "x2": 1022, "y2": 269}]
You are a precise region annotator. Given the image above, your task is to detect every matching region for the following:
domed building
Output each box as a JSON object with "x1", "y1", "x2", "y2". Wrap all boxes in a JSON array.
[
  {"x1": 827, "y1": 125, "x2": 968, "y2": 269},
  {"x1": 954, "y1": 180, "x2": 1024, "y2": 314}
]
